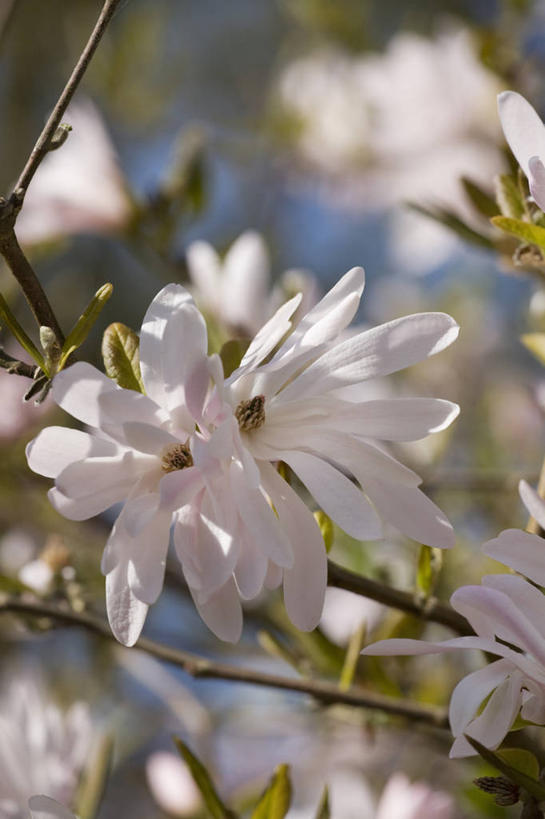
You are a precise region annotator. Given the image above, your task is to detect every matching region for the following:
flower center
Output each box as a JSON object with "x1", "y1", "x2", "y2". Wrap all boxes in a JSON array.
[
  {"x1": 161, "y1": 441, "x2": 193, "y2": 472},
  {"x1": 235, "y1": 394, "x2": 266, "y2": 432}
]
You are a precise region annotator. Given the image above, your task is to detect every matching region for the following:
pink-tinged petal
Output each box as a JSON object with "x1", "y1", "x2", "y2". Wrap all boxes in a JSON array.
[
  {"x1": 222, "y1": 230, "x2": 270, "y2": 330},
  {"x1": 105, "y1": 548, "x2": 149, "y2": 646},
  {"x1": 521, "y1": 684, "x2": 545, "y2": 723},
  {"x1": 519, "y1": 479, "x2": 545, "y2": 531},
  {"x1": 497, "y1": 91, "x2": 545, "y2": 178},
  {"x1": 279, "y1": 312, "x2": 459, "y2": 402},
  {"x1": 234, "y1": 294, "x2": 302, "y2": 376},
  {"x1": 529, "y1": 156, "x2": 545, "y2": 211},
  {"x1": 229, "y1": 460, "x2": 293, "y2": 568},
  {"x1": 123, "y1": 492, "x2": 161, "y2": 537},
  {"x1": 52, "y1": 361, "x2": 118, "y2": 426},
  {"x1": 29, "y1": 795, "x2": 76, "y2": 819},
  {"x1": 159, "y1": 467, "x2": 203, "y2": 510},
  {"x1": 173, "y1": 503, "x2": 201, "y2": 589},
  {"x1": 283, "y1": 450, "x2": 382, "y2": 540},
  {"x1": 233, "y1": 524, "x2": 268, "y2": 599},
  {"x1": 464, "y1": 670, "x2": 523, "y2": 751},
  {"x1": 452, "y1": 585, "x2": 545, "y2": 666},
  {"x1": 98, "y1": 388, "x2": 167, "y2": 428},
  {"x1": 186, "y1": 240, "x2": 221, "y2": 307},
  {"x1": 48, "y1": 483, "x2": 131, "y2": 521},
  {"x1": 185, "y1": 357, "x2": 211, "y2": 423},
  {"x1": 264, "y1": 561, "x2": 283, "y2": 590},
  {"x1": 121, "y1": 421, "x2": 177, "y2": 454},
  {"x1": 361, "y1": 635, "x2": 495, "y2": 657},
  {"x1": 127, "y1": 509, "x2": 172, "y2": 604},
  {"x1": 189, "y1": 576, "x2": 243, "y2": 642},
  {"x1": 55, "y1": 452, "x2": 147, "y2": 500},
  {"x1": 260, "y1": 461, "x2": 327, "y2": 631},
  {"x1": 449, "y1": 659, "x2": 512, "y2": 737},
  {"x1": 363, "y1": 479, "x2": 455, "y2": 548},
  {"x1": 483, "y1": 528, "x2": 545, "y2": 586},
  {"x1": 483, "y1": 574, "x2": 545, "y2": 640},
  {"x1": 26, "y1": 426, "x2": 118, "y2": 478},
  {"x1": 326, "y1": 397, "x2": 460, "y2": 441}
]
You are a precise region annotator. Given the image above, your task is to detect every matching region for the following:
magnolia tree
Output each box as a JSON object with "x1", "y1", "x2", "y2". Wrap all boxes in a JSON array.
[{"x1": 4, "y1": 1, "x2": 545, "y2": 817}]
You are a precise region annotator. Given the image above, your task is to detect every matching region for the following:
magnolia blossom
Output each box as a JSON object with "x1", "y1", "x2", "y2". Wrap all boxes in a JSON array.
[
  {"x1": 0, "y1": 675, "x2": 91, "y2": 817},
  {"x1": 186, "y1": 230, "x2": 318, "y2": 335},
  {"x1": 363, "y1": 479, "x2": 545, "y2": 757},
  {"x1": 28, "y1": 270, "x2": 458, "y2": 646},
  {"x1": 146, "y1": 752, "x2": 202, "y2": 817},
  {"x1": 16, "y1": 99, "x2": 131, "y2": 246},
  {"x1": 28, "y1": 796, "x2": 76, "y2": 819},
  {"x1": 498, "y1": 90, "x2": 545, "y2": 212}
]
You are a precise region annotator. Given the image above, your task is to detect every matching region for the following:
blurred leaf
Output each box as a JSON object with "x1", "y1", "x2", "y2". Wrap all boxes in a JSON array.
[
  {"x1": 101, "y1": 322, "x2": 144, "y2": 392},
  {"x1": 465, "y1": 737, "x2": 545, "y2": 801},
  {"x1": 339, "y1": 619, "x2": 366, "y2": 691},
  {"x1": 462, "y1": 177, "x2": 498, "y2": 218},
  {"x1": 257, "y1": 630, "x2": 303, "y2": 673},
  {"x1": 416, "y1": 545, "x2": 442, "y2": 596},
  {"x1": 173, "y1": 737, "x2": 237, "y2": 819},
  {"x1": 495, "y1": 749, "x2": 540, "y2": 781},
  {"x1": 495, "y1": 174, "x2": 525, "y2": 220},
  {"x1": 521, "y1": 333, "x2": 545, "y2": 366},
  {"x1": 315, "y1": 786, "x2": 330, "y2": 819},
  {"x1": 76, "y1": 732, "x2": 114, "y2": 819},
  {"x1": 408, "y1": 203, "x2": 494, "y2": 249},
  {"x1": 60, "y1": 283, "x2": 113, "y2": 369},
  {"x1": 251, "y1": 764, "x2": 292, "y2": 819},
  {"x1": 491, "y1": 216, "x2": 545, "y2": 250},
  {"x1": 220, "y1": 339, "x2": 250, "y2": 378},
  {"x1": 314, "y1": 510, "x2": 334, "y2": 552}
]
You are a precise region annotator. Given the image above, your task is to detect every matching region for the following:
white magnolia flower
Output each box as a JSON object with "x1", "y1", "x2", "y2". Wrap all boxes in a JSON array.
[
  {"x1": 498, "y1": 90, "x2": 545, "y2": 212},
  {"x1": 374, "y1": 773, "x2": 453, "y2": 819},
  {"x1": 0, "y1": 675, "x2": 91, "y2": 818},
  {"x1": 16, "y1": 99, "x2": 131, "y2": 246},
  {"x1": 28, "y1": 796, "x2": 75, "y2": 819},
  {"x1": 186, "y1": 230, "x2": 318, "y2": 335},
  {"x1": 146, "y1": 752, "x2": 202, "y2": 817},
  {"x1": 28, "y1": 270, "x2": 458, "y2": 646},
  {"x1": 363, "y1": 480, "x2": 545, "y2": 757}
]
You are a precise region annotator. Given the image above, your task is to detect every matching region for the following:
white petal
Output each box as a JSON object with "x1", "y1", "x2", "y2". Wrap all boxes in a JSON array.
[
  {"x1": 229, "y1": 460, "x2": 293, "y2": 568},
  {"x1": 449, "y1": 659, "x2": 512, "y2": 738},
  {"x1": 529, "y1": 155, "x2": 545, "y2": 211},
  {"x1": 465, "y1": 670, "x2": 523, "y2": 750},
  {"x1": 483, "y1": 528, "x2": 545, "y2": 586},
  {"x1": 233, "y1": 524, "x2": 268, "y2": 599},
  {"x1": 497, "y1": 91, "x2": 545, "y2": 178},
  {"x1": 55, "y1": 452, "x2": 145, "y2": 500},
  {"x1": 52, "y1": 361, "x2": 118, "y2": 425},
  {"x1": 28, "y1": 796, "x2": 76, "y2": 819},
  {"x1": 48, "y1": 484, "x2": 131, "y2": 521},
  {"x1": 105, "y1": 549, "x2": 149, "y2": 646},
  {"x1": 264, "y1": 561, "x2": 283, "y2": 590},
  {"x1": 364, "y1": 479, "x2": 455, "y2": 548},
  {"x1": 234, "y1": 294, "x2": 302, "y2": 376},
  {"x1": 121, "y1": 421, "x2": 177, "y2": 454},
  {"x1": 127, "y1": 509, "x2": 172, "y2": 604},
  {"x1": 519, "y1": 479, "x2": 545, "y2": 530},
  {"x1": 483, "y1": 573, "x2": 545, "y2": 640},
  {"x1": 260, "y1": 461, "x2": 327, "y2": 631},
  {"x1": 159, "y1": 467, "x2": 203, "y2": 510},
  {"x1": 326, "y1": 397, "x2": 460, "y2": 441},
  {"x1": 279, "y1": 312, "x2": 459, "y2": 402},
  {"x1": 26, "y1": 426, "x2": 118, "y2": 478},
  {"x1": 186, "y1": 240, "x2": 221, "y2": 308},
  {"x1": 98, "y1": 388, "x2": 167, "y2": 427},
  {"x1": 283, "y1": 450, "x2": 382, "y2": 540},
  {"x1": 189, "y1": 576, "x2": 243, "y2": 642},
  {"x1": 222, "y1": 230, "x2": 270, "y2": 330},
  {"x1": 361, "y1": 635, "x2": 495, "y2": 657}
]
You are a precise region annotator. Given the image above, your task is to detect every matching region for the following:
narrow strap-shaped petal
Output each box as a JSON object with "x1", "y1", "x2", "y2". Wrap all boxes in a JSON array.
[
  {"x1": 519, "y1": 479, "x2": 545, "y2": 531},
  {"x1": 222, "y1": 230, "x2": 270, "y2": 331},
  {"x1": 52, "y1": 361, "x2": 118, "y2": 426},
  {"x1": 449, "y1": 659, "x2": 512, "y2": 738},
  {"x1": 483, "y1": 527, "x2": 545, "y2": 587},
  {"x1": 529, "y1": 155, "x2": 545, "y2": 211},
  {"x1": 186, "y1": 239, "x2": 221, "y2": 309},
  {"x1": 498, "y1": 90, "x2": 545, "y2": 178},
  {"x1": 188, "y1": 576, "x2": 243, "y2": 643},
  {"x1": 105, "y1": 542, "x2": 149, "y2": 647},
  {"x1": 361, "y1": 635, "x2": 494, "y2": 656},
  {"x1": 463, "y1": 670, "x2": 523, "y2": 752},
  {"x1": 26, "y1": 426, "x2": 118, "y2": 478}
]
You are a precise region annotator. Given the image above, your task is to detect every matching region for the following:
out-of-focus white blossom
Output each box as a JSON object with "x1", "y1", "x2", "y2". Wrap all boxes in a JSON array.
[
  {"x1": 0, "y1": 369, "x2": 49, "y2": 442},
  {"x1": 320, "y1": 587, "x2": 384, "y2": 646},
  {"x1": 16, "y1": 99, "x2": 131, "y2": 246},
  {"x1": 374, "y1": 773, "x2": 453, "y2": 819},
  {"x1": 498, "y1": 90, "x2": 545, "y2": 212},
  {"x1": 0, "y1": 675, "x2": 92, "y2": 818},
  {"x1": 28, "y1": 795, "x2": 76, "y2": 819},
  {"x1": 186, "y1": 230, "x2": 319, "y2": 336},
  {"x1": 146, "y1": 752, "x2": 202, "y2": 817}
]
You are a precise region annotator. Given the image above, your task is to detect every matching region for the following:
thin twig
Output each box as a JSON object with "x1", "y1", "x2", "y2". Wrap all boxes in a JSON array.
[
  {"x1": 0, "y1": 596, "x2": 448, "y2": 728},
  {"x1": 14, "y1": 0, "x2": 124, "y2": 196},
  {"x1": 327, "y1": 560, "x2": 471, "y2": 636},
  {"x1": 0, "y1": 348, "x2": 37, "y2": 378}
]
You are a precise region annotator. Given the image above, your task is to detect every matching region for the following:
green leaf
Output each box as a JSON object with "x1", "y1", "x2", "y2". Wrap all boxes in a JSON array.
[
  {"x1": 60, "y1": 283, "x2": 113, "y2": 369},
  {"x1": 521, "y1": 333, "x2": 545, "y2": 366},
  {"x1": 465, "y1": 737, "x2": 545, "y2": 801},
  {"x1": 416, "y1": 545, "x2": 443, "y2": 596},
  {"x1": 491, "y1": 216, "x2": 545, "y2": 250},
  {"x1": 313, "y1": 510, "x2": 334, "y2": 553},
  {"x1": 173, "y1": 737, "x2": 237, "y2": 819},
  {"x1": 76, "y1": 732, "x2": 114, "y2": 819},
  {"x1": 462, "y1": 177, "x2": 498, "y2": 218},
  {"x1": 495, "y1": 749, "x2": 540, "y2": 781},
  {"x1": 101, "y1": 322, "x2": 144, "y2": 392},
  {"x1": 339, "y1": 620, "x2": 366, "y2": 691},
  {"x1": 0, "y1": 292, "x2": 47, "y2": 373},
  {"x1": 315, "y1": 786, "x2": 330, "y2": 819},
  {"x1": 495, "y1": 174, "x2": 526, "y2": 219},
  {"x1": 219, "y1": 338, "x2": 250, "y2": 378},
  {"x1": 408, "y1": 203, "x2": 494, "y2": 249},
  {"x1": 251, "y1": 764, "x2": 292, "y2": 819}
]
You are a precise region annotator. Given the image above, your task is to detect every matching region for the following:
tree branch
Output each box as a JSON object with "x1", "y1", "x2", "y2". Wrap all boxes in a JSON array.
[
  {"x1": 0, "y1": 596, "x2": 448, "y2": 728},
  {"x1": 0, "y1": 347, "x2": 37, "y2": 378},
  {"x1": 327, "y1": 560, "x2": 471, "y2": 636}
]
